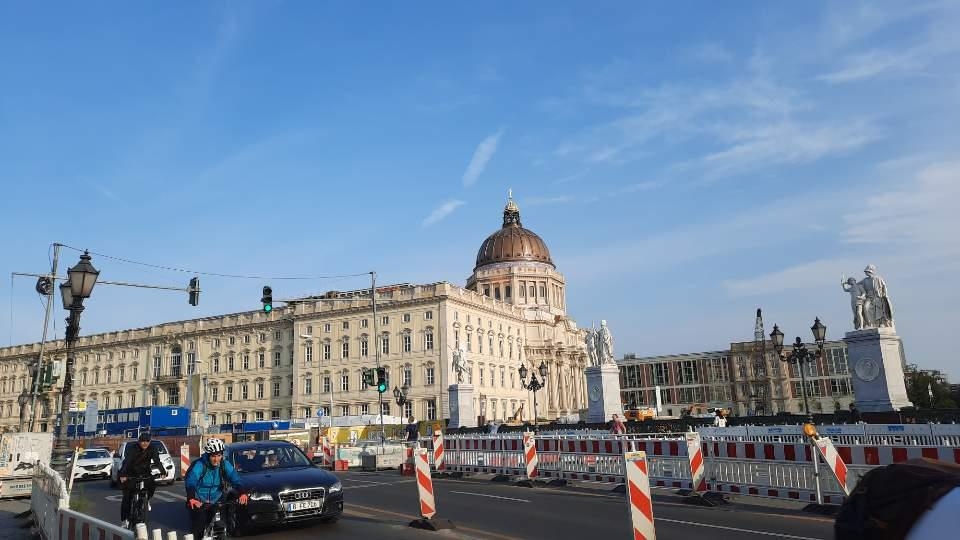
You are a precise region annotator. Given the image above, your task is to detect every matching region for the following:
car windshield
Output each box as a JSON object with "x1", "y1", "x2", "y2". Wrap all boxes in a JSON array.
[
  {"x1": 231, "y1": 445, "x2": 311, "y2": 473},
  {"x1": 80, "y1": 449, "x2": 111, "y2": 459},
  {"x1": 124, "y1": 441, "x2": 168, "y2": 455}
]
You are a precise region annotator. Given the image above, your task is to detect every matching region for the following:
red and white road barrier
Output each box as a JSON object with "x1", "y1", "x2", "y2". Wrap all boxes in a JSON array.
[
  {"x1": 523, "y1": 432, "x2": 539, "y2": 480},
  {"x1": 814, "y1": 437, "x2": 851, "y2": 496},
  {"x1": 61, "y1": 507, "x2": 134, "y2": 540},
  {"x1": 322, "y1": 436, "x2": 335, "y2": 469},
  {"x1": 684, "y1": 432, "x2": 706, "y2": 493},
  {"x1": 433, "y1": 430, "x2": 445, "y2": 471},
  {"x1": 624, "y1": 451, "x2": 656, "y2": 540},
  {"x1": 180, "y1": 445, "x2": 190, "y2": 478},
  {"x1": 415, "y1": 448, "x2": 437, "y2": 519}
]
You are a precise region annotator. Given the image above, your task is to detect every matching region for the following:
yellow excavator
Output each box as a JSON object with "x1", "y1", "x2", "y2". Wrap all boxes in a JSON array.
[{"x1": 503, "y1": 403, "x2": 525, "y2": 426}]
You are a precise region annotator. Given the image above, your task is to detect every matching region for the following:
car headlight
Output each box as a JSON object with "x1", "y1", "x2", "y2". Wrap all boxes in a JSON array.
[
  {"x1": 328, "y1": 482, "x2": 342, "y2": 494},
  {"x1": 249, "y1": 492, "x2": 274, "y2": 501}
]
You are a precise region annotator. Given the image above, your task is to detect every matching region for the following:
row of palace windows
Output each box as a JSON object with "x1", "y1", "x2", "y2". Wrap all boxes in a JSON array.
[{"x1": 453, "y1": 331, "x2": 522, "y2": 360}]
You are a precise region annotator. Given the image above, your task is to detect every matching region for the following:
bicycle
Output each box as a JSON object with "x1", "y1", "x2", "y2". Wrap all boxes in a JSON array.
[
  {"x1": 198, "y1": 500, "x2": 239, "y2": 540},
  {"x1": 124, "y1": 469, "x2": 163, "y2": 532}
]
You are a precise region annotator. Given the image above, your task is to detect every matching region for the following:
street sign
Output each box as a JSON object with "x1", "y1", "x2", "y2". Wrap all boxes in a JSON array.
[
  {"x1": 316, "y1": 409, "x2": 325, "y2": 417},
  {"x1": 68, "y1": 401, "x2": 78, "y2": 412},
  {"x1": 84, "y1": 400, "x2": 99, "y2": 434}
]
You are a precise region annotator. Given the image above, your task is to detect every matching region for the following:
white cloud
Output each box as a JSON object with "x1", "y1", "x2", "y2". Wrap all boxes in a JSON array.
[
  {"x1": 618, "y1": 181, "x2": 660, "y2": 193},
  {"x1": 722, "y1": 258, "x2": 863, "y2": 297},
  {"x1": 422, "y1": 200, "x2": 465, "y2": 227},
  {"x1": 692, "y1": 119, "x2": 884, "y2": 179},
  {"x1": 462, "y1": 131, "x2": 503, "y2": 187},
  {"x1": 524, "y1": 195, "x2": 574, "y2": 207},
  {"x1": 816, "y1": 49, "x2": 922, "y2": 83}
]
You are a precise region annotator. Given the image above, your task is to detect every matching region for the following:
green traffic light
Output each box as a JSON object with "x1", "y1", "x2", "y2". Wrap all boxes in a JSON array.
[
  {"x1": 264, "y1": 304, "x2": 272, "y2": 313},
  {"x1": 378, "y1": 383, "x2": 387, "y2": 393}
]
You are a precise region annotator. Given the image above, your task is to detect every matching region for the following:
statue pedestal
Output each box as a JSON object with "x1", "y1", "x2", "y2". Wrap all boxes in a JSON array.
[
  {"x1": 844, "y1": 328, "x2": 913, "y2": 412},
  {"x1": 585, "y1": 364, "x2": 622, "y2": 423},
  {"x1": 447, "y1": 384, "x2": 477, "y2": 429}
]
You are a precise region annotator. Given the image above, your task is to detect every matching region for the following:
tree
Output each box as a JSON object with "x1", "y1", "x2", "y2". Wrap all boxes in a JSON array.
[{"x1": 905, "y1": 371, "x2": 957, "y2": 409}]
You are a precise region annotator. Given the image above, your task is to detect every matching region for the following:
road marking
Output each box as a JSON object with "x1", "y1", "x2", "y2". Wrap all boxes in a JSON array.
[
  {"x1": 347, "y1": 502, "x2": 524, "y2": 540},
  {"x1": 343, "y1": 480, "x2": 414, "y2": 490},
  {"x1": 654, "y1": 517, "x2": 826, "y2": 540},
  {"x1": 104, "y1": 491, "x2": 185, "y2": 502},
  {"x1": 449, "y1": 491, "x2": 530, "y2": 503}
]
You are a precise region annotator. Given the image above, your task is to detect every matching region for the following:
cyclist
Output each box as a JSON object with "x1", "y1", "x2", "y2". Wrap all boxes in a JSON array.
[
  {"x1": 119, "y1": 432, "x2": 164, "y2": 529},
  {"x1": 185, "y1": 438, "x2": 248, "y2": 540}
]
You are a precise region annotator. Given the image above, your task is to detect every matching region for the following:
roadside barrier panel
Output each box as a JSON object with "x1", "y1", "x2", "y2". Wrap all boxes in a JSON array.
[
  {"x1": 624, "y1": 451, "x2": 656, "y2": 540},
  {"x1": 60, "y1": 508, "x2": 134, "y2": 540},
  {"x1": 523, "y1": 432, "x2": 539, "y2": 479},
  {"x1": 32, "y1": 461, "x2": 69, "y2": 540}
]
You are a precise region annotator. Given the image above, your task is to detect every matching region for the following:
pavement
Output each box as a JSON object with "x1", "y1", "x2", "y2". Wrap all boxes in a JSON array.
[
  {"x1": 0, "y1": 498, "x2": 32, "y2": 540},
  {"x1": 68, "y1": 471, "x2": 835, "y2": 540}
]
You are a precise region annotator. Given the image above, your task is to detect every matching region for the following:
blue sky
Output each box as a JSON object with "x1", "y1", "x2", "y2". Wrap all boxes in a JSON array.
[{"x1": 2, "y1": 2, "x2": 959, "y2": 378}]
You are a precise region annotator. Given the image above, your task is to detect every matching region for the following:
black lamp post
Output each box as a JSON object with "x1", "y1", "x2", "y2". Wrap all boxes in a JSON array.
[
  {"x1": 519, "y1": 361, "x2": 548, "y2": 431},
  {"x1": 770, "y1": 317, "x2": 826, "y2": 506},
  {"x1": 53, "y1": 251, "x2": 99, "y2": 477},
  {"x1": 770, "y1": 318, "x2": 826, "y2": 424}
]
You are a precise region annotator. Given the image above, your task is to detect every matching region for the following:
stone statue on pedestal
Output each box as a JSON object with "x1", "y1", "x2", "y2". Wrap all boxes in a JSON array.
[
  {"x1": 585, "y1": 328, "x2": 599, "y2": 367},
  {"x1": 452, "y1": 347, "x2": 468, "y2": 384},
  {"x1": 842, "y1": 265, "x2": 894, "y2": 329},
  {"x1": 597, "y1": 320, "x2": 615, "y2": 365}
]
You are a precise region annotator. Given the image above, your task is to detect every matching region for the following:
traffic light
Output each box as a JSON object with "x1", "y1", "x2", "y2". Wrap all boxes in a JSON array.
[
  {"x1": 188, "y1": 277, "x2": 200, "y2": 306},
  {"x1": 362, "y1": 368, "x2": 375, "y2": 388},
  {"x1": 261, "y1": 286, "x2": 273, "y2": 313},
  {"x1": 376, "y1": 367, "x2": 387, "y2": 393}
]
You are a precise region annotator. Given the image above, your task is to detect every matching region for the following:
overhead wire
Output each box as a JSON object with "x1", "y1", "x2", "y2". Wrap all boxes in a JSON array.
[{"x1": 59, "y1": 243, "x2": 371, "y2": 281}]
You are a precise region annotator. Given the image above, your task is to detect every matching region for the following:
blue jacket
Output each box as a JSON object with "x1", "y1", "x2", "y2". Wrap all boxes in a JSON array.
[{"x1": 184, "y1": 454, "x2": 244, "y2": 504}]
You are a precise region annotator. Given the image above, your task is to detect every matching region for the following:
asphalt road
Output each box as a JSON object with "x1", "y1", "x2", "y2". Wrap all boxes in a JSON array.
[{"x1": 71, "y1": 472, "x2": 835, "y2": 540}]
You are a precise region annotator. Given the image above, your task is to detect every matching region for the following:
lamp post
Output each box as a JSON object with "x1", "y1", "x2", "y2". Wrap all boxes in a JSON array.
[
  {"x1": 394, "y1": 384, "x2": 409, "y2": 409},
  {"x1": 52, "y1": 251, "x2": 99, "y2": 477},
  {"x1": 479, "y1": 394, "x2": 487, "y2": 427},
  {"x1": 518, "y1": 361, "x2": 548, "y2": 431},
  {"x1": 770, "y1": 317, "x2": 826, "y2": 505}
]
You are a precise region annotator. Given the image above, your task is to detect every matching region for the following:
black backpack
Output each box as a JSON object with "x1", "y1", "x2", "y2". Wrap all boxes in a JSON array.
[{"x1": 834, "y1": 458, "x2": 960, "y2": 540}]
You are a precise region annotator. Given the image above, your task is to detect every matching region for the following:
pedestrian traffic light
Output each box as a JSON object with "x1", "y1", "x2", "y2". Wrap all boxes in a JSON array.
[
  {"x1": 261, "y1": 286, "x2": 273, "y2": 313},
  {"x1": 362, "y1": 368, "x2": 375, "y2": 388},
  {"x1": 188, "y1": 277, "x2": 200, "y2": 306},
  {"x1": 376, "y1": 367, "x2": 387, "y2": 393}
]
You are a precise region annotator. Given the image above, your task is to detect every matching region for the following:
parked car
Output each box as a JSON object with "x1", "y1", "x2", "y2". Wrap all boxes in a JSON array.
[
  {"x1": 70, "y1": 448, "x2": 113, "y2": 480},
  {"x1": 109, "y1": 439, "x2": 177, "y2": 487},
  {"x1": 223, "y1": 440, "x2": 343, "y2": 535}
]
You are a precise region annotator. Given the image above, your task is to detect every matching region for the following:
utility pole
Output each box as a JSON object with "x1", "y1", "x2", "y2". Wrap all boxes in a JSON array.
[
  {"x1": 29, "y1": 243, "x2": 60, "y2": 432},
  {"x1": 371, "y1": 271, "x2": 385, "y2": 449},
  {"x1": 753, "y1": 308, "x2": 771, "y2": 415}
]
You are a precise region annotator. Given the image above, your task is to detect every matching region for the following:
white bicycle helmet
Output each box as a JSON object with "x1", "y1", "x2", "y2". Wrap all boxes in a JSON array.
[{"x1": 203, "y1": 438, "x2": 226, "y2": 454}]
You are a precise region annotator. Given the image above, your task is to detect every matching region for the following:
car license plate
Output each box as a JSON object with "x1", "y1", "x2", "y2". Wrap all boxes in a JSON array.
[{"x1": 286, "y1": 500, "x2": 321, "y2": 512}]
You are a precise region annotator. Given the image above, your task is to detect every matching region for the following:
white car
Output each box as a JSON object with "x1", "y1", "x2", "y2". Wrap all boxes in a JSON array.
[
  {"x1": 70, "y1": 448, "x2": 113, "y2": 480},
  {"x1": 109, "y1": 440, "x2": 177, "y2": 487}
]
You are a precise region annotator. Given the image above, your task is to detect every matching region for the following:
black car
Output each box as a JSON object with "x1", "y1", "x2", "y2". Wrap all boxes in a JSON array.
[{"x1": 224, "y1": 441, "x2": 343, "y2": 534}]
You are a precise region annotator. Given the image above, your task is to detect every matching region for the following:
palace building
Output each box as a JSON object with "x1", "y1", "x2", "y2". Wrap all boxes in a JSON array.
[{"x1": 0, "y1": 196, "x2": 590, "y2": 432}]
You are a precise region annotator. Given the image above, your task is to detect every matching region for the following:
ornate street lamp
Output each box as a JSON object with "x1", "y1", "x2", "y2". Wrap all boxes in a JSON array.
[
  {"x1": 770, "y1": 317, "x2": 827, "y2": 505},
  {"x1": 52, "y1": 251, "x2": 99, "y2": 478},
  {"x1": 519, "y1": 361, "x2": 548, "y2": 431}
]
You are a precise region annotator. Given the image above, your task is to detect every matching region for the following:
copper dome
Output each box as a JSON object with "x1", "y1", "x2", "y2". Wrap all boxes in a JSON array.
[{"x1": 474, "y1": 196, "x2": 554, "y2": 271}]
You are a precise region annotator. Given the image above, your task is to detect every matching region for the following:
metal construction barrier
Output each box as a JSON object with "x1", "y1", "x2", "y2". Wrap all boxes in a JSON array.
[
  {"x1": 442, "y1": 424, "x2": 960, "y2": 505},
  {"x1": 59, "y1": 508, "x2": 134, "y2": 540},
  {"x1": 32, "y1": 462, "x2": 70, "y2": 540}
]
